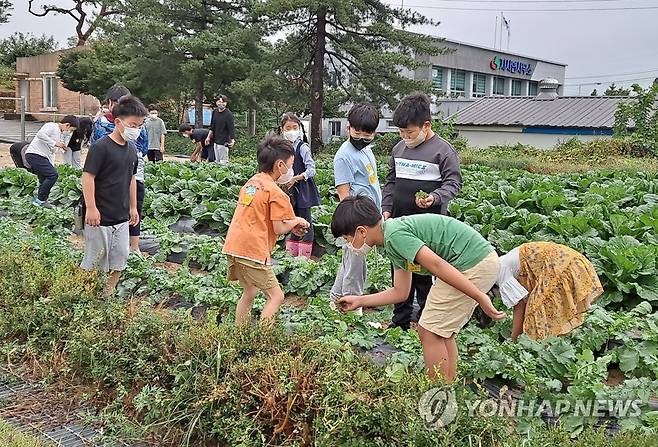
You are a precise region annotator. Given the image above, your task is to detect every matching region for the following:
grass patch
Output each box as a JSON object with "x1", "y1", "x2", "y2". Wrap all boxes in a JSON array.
[
  {"x1": 0, "y1": 421, "x2": 46, "y2": 447},
  {"x1": 459, "y1": 138, "x2": 658, "y2": 173}
]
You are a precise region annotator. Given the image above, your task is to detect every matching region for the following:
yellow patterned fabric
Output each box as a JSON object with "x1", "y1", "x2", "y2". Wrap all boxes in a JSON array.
[{"x1": 517, "y1": 242, "x2": 603, "y2": 340}]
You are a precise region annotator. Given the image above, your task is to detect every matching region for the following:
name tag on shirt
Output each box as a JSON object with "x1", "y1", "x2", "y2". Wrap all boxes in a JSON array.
[
  {"x1": 242, "y1": 185, "x2": 257, "y2": 206},
  {"x1": 406, "y1": 261, "x2": 421, "y2": 272}
]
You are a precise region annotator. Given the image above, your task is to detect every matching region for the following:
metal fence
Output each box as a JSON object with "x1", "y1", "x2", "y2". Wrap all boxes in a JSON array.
[{"x1": 0, "y1": 96, "x2": 26, "y2": 141}]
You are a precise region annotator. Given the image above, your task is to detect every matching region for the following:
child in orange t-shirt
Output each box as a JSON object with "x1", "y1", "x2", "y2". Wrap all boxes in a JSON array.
[{"x1": 223, "y1": 134, "x2": 310, "y2": 325}]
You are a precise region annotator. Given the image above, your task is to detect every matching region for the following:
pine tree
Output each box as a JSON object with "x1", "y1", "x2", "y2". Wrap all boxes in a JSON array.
[
  {"x1": 254, "y1": 0, "x2": 442, "y2": 150},
  {"x1": 0, "y1": 0, "x2": 12, "y2": 24}
]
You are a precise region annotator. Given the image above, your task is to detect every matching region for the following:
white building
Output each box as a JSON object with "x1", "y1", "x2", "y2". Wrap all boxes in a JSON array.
[{"x1": 322, "y1": 37, "x2": 567, "y2": 142}]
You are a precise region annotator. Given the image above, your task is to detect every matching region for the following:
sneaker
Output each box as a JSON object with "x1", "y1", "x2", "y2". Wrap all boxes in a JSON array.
[
  {"x1": 40, "y1": 200, "x2": 54, "y2": 209},
  {"x1": 32, "y1": 197, "x2": 42, "y2": 207}
]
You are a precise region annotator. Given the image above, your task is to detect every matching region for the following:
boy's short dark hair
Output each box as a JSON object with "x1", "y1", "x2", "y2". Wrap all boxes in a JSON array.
[
  {"x1": 257, "y1": 133, "x2": 294, "y2": 173},
  {"x1": 178, "y1": 123, "x2": 193, "y2": 133},
  {"x1": 347, "y1": 103, "x2": 380, "y2": 133},
  {"x1": 331, "y1": 195, "x2": 382, "y2": 238},
  {"x1": 148, "y1": 104, "x2": 159, "y2": 112},
  {"x1": 216, "y1": 94, "x2": 228, "y2": 103},
  {"x1": 112, "y1": 95, "x2": 148, "y2": 119},
  {"x1": 104, "y1": 84, "x2": 131, "y2": 102},
  {"x1": 392, "y1": 91, "x2": 432, "y2": 128},
  {"x1": 60, "y1": 115, "x2": 80, "y2": 129}
]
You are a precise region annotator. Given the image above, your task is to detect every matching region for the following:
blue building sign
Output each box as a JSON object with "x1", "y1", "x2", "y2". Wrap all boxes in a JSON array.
[{"x1": 489, "y1": 55, "x2": 533, "y2": 76}]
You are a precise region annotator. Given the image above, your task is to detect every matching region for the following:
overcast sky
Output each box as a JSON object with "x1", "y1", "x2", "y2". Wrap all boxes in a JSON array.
[{"x1": 1, "y1": 0, "x2": 657, "y2": 95}]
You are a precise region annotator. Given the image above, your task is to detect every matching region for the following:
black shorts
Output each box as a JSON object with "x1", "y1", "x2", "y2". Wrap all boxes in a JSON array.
[
  {"x1": 10, "y1": 142, "x2": 30, "y2": 170},
  {"x1": 129, "y1": 180, "x2": 146, "y2": 237},
  {"x1": 147, "y1": 149, "x2": 163, "y2": 162}
]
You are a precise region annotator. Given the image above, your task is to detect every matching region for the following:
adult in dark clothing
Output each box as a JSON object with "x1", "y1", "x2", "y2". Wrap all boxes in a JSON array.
[
  {"x1": 382, "y1": 92, "x2": 463, "y2": 331},
  {"x1": 64, "y1": 116, "x2": 93, "y2": 168},
  {"x1": 205, "y1": 95, "x2": 235, "y2": 165},
  {"x1": 178, "y1": 124, "x2": 213, "y2": 162}
]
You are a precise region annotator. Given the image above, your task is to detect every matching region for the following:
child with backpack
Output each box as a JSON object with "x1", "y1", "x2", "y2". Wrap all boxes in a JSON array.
[{"x1": 279, "y1": 113, "x2": 321, "y2": 259}]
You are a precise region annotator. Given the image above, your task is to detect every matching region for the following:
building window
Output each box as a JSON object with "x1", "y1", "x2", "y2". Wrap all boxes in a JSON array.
[
  {"x1": 42, "y1": 75, "x2": 57, "y2": 108},
  {"x1": 431, "y1": 66, "x2": 443, "y2": 90},
  {"x1": 330, "y1": 121, "x2": 342, "y2": 137},
  {"x1": 472, "y1": 73, "x2": 486, "y2": 98},
  {"x1": 493, "y1": 76, "x2": 505, "y2": 96},
  {"x1": 529, "y1": 81, "x2": 539, "y2": 96},
  {"x1": 450, "y1": 69, "x2": 466, "y2": 96},
  {"x1": 512, "y1": 79, "x2": 522, "y2": 96}
]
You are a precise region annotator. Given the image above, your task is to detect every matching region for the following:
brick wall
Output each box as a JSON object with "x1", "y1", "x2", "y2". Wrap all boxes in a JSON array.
[{"x1": 14, "y1": 48, "x2": 99, "y2": 120}]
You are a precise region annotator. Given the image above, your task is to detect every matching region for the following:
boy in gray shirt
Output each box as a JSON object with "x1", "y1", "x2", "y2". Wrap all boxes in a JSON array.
[
  {"x1": 382, "y1": 91, "x2": 462, "y2": 330},
  {"x1": 145, "y1": 104, "x2": 166, "y2": 162}
]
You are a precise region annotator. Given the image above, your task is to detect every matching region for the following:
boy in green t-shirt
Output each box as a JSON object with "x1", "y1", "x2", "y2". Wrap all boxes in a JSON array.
[{"x1": 332, "y1": 196, "x2": 504, "y2": 382}]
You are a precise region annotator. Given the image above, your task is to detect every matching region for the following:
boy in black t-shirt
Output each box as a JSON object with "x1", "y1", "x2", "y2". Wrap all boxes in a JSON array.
[
  {"x1": 81, "y1": 95, "x2": 147, "y2": 295},
  {"x1": 178, "y1": 124, "x2": 213, "y2": 162}
]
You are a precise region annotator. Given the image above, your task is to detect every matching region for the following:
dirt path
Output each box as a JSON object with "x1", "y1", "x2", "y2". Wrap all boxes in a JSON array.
[{"x1": 0, "y1": 143, "x2": 188, "y2": 168}]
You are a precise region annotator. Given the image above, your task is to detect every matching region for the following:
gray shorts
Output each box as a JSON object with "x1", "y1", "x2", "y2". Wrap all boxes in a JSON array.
[
  {"x1": 80, "y1": 222, "x2": 130, "y2": 272},
  {"x1": 214, "y1": 144, "x2": 229, "y2": 164},
  {"x1": 62, "y1": 148, "x2": 82, "y2": 169},
  {"x1": 330, "y1": 241, "x2": 368, "y2": 300}
]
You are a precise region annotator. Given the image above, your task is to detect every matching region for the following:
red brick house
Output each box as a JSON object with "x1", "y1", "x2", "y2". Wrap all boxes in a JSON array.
[{"x1": 14, "y1": 48, "x2": 99, "y2": 121}]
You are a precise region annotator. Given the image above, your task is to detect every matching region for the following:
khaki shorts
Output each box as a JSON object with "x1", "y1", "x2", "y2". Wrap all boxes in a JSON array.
[
  {"x1": 419, "y1": 251, "x2": 500, "y2": 338},
  {"x1": 227, "y1": 255, "x2": 279, "y2": 290}
]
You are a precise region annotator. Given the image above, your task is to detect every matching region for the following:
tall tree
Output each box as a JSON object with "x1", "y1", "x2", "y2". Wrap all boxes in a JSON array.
[
  {"x1": 0, "y1": 33, "x2": 58, "y2": 67},
  {"x1": 57, "y1": 41, "x2": 124, "y2": 98},
  {"x1": 254, "y1": 0, "x2": 442, "y2": 150},
  {"x1": 0, "y1": 0, "x2": 12, "y2": 24},
  {"x1": 113, "y1": 0, "x2": 260, "y2": 127},
  {"x1": 0, "y1": 32, "x2": 57, "y2": 90},
  {"x1": 28, "y1": 0, "x2": 120, "y2": 46},
  {"x1": 58, "y1": 0, "x2": 262, "y2": 127}
]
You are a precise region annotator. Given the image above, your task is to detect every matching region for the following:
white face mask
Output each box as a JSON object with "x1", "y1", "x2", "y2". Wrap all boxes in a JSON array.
[
  {"x1": 120, "y1": 120, "x2": 141, "y2": 141},
  {"x1": 276, "y1": 161, "x2": 294, "y2": 184},
  {"x1": 403, "y1": 128, "x2": 427, "y2": 149},
  {"x1": 347, "y1": 228, "x2": 373, "y2": 256},
  {"x1": 283, "y1": 130, "x2": 302, "y2": 142}
]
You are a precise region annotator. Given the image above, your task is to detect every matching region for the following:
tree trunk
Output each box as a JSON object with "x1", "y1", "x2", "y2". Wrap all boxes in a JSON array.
[
  {"x1": 194, "y1": 78, "x2": 204, "y2": 128},
  {"x1": 310, "y1": 8, "x2": 327, "y2": 154}
]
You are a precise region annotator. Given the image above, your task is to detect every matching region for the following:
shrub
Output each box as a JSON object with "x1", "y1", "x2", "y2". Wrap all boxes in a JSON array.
[{"x1": 613, "y1": 83, "x2": 658, "y2": 156}]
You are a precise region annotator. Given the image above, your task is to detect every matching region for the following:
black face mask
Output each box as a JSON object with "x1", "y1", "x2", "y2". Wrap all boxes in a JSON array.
[{"x1": 350, "y1": 136, "x2": 372, "y2": 151}]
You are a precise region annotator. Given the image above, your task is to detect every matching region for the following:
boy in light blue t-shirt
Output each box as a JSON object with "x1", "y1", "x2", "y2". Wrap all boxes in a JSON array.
[{"x1": 330, "y1": 103, "x2": 382, "y2": 315}]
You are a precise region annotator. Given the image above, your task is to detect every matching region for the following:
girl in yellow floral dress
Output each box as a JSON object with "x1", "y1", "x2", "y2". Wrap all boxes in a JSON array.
[{"x1": 496, "y1": 241, "x2": 603, "y2": 341}]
